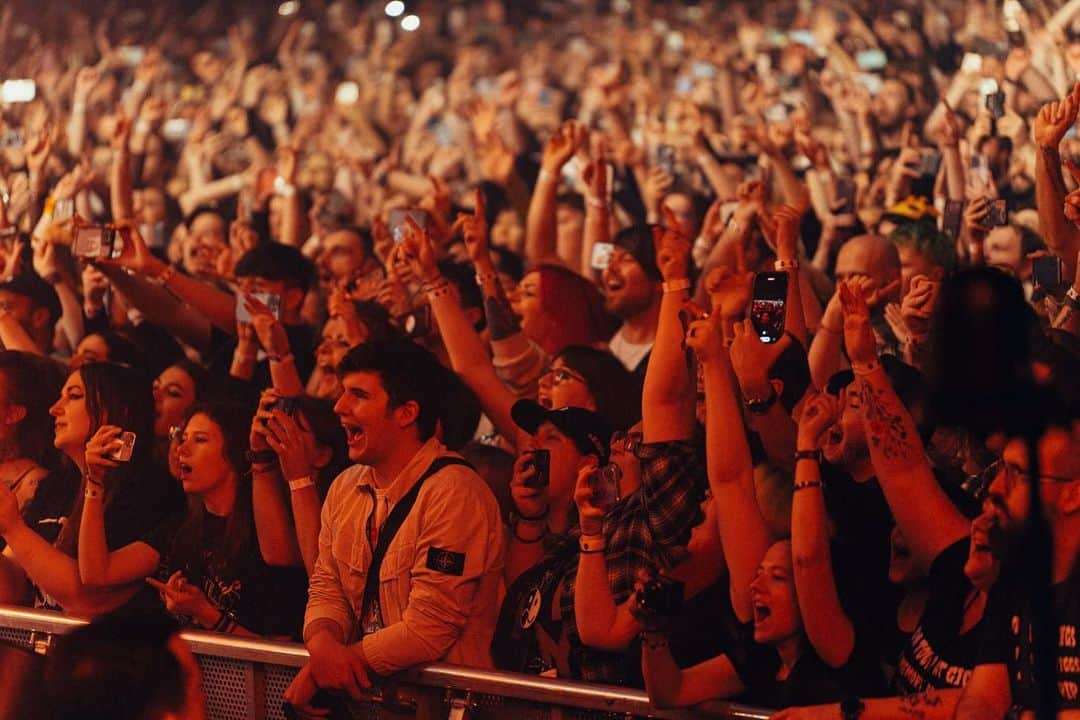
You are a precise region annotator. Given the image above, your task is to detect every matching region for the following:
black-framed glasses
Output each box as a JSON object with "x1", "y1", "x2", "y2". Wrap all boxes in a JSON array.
[
  {"x1": 541, "y1": 366, "x2": 587, "y2": 386},
  {"x1": 966, "y1": 458, "x2": 1076, "y2": 499}
]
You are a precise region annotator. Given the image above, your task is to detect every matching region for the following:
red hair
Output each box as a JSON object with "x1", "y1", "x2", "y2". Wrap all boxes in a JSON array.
[{"x1": 531, "y1": 265, "x2": 617, "y2": 355}]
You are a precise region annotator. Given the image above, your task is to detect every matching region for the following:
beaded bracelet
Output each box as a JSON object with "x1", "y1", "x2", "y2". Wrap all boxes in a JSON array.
[{"x1": 793, "y1": 480, "x2": 824, "y2": 492}]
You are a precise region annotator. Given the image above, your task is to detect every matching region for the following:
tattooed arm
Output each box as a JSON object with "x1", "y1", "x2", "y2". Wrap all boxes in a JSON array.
[
  {"x1": 771, "y1": 687, "x2": 967, "y2": 719},
  {"x1": 840, "y1": 282, "x2": 969, "y2": 573}
]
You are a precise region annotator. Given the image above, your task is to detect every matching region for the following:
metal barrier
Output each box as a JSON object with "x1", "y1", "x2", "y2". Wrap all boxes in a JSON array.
[{"x1": 0, "y1": 605, "x2": 772, "y2": 720}]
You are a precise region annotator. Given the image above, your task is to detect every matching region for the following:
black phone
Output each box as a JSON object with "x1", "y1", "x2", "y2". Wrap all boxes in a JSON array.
[
  {"x1": 657, "y1": 145, "x2": 676, "y2": 176},
  {"x1": 1032, "y1": 255, "x2": 1064, "y2": 288},
  {"x1": 637, "y1": 576, "x2": 685, "y2": 617},
  {"x1": 834, "y1": 176, "x2": 856, "y2": 213},
  {"x1": 587, "y1": 464, "x2": 622, "y2": 512},
  {"x1": 525, "y1": 449, "x2": 550, "y2": 488},
  {"x1": 942, "y1": 200, "x2": 964, "y2": 240},
  {"x1": 750, "y1": 271, "x2": 788, "y2": 344},
  {"x1": 986, "y1": 199, "x2": 1008, "y2": 227},
  {"x1": 985, "y1": 90, "x2": 1006, "y2": 119},
  {"x1": 268, "y1": 396, "x2": 299, "y2": 415}
]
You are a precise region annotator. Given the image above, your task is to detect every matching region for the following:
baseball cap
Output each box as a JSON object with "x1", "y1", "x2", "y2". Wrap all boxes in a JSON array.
[{"x1": 511, "y1": 400, "x2": 613, "y2": 464}]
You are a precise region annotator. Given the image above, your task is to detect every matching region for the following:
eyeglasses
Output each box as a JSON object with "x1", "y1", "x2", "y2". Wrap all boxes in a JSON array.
[
  {"x1": 610, "y1": 431, "x2": 643, "y2": 456},
  {"x1": 969, "y1": 458, "x2": 1077, "y2": 497},
  {"x1": 168, "y1": 425, "x2": 184, "y2": 443},
  {"x1": 540, "y1": 366, "x2": 586, "y2": 386}
]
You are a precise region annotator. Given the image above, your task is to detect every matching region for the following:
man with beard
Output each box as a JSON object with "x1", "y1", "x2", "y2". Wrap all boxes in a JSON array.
[
  {"x1": 961, "y1": 425, "x2": 1080, "y2": 716},
  {"x1": 601, "y1": 225, "x2": 663, "y2": 376}
]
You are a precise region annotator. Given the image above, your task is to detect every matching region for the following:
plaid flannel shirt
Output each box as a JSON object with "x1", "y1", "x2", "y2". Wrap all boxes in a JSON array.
[{"x1": 558, "y1": 439, "x2": 707, "y2": 684}]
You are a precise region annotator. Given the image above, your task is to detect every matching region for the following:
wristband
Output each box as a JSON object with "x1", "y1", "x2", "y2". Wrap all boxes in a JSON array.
[
  {"x1": 640, "y1": 631, "x2": 670, "y2": 650},
  {"x1": 579, "y1": 535, "x2": 607, "y2": 554},
  {"x1": 1066, "y1": 286, "x2": 1080, "y2": 310},
  {"x1": 662, "y1": 278, "x2": 691, "y2": 294},
  {"x1": 275, "y1": 179, "x2": 297, "y2": 198},
  {"x1": 512, "y1": 524, "x2": 546, "y2": 544},
  {"x1": 514, "y1": 506, "x2": 549, "y2": 522},
  {"x1": 851, "y1": 359, "x2": 881, "y2": 376},
  {"x1": 268, "y1": 352, "x2": 294, "y2": 364},
  {"x1": 744, "y1": 385, "x2": 779, "y2": 415},
  {"x1": 537, "y1": 168, "x2": 556, "y2": 185},
  {"x1": 793, "y1": 480, "x2": 824, "y2": 491},
  {"x1": 288, "y1": 475, "x2": 316, "y2": 492},
  {"x1": 84, "y1": 484, "x2": 104, "y2": 501},
  {"x1": 775, "y1": 259, "x2": 799, "y2": 271},
  {"x1": 794, "y1": 449, "x2": 823, "y2": 464}
]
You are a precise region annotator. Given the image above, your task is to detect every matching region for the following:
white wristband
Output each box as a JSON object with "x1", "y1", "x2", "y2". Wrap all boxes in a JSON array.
[{"x1": 288, "y1": 475, "x2": 316, "y2": 492}]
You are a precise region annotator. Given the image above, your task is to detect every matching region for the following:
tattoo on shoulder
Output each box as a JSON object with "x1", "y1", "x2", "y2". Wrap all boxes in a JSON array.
[
  {"x1": 899, "y1": 688, "x2": 943, "y2": 718},
  {"x1": 860, "y1": 382, "x2": 914, "y2": 461}
]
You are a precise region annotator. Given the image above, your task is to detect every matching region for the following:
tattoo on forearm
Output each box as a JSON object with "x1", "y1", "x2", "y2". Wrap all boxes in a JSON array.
[
  {"x1": 860, "y1": 381, "x2": 915, "y2": 461},
  {"x1": 899, "y1": 688, "x2": 943, "y2": 718},
  {"x1": 484, "y1": 294, "x2": 521, "y2": 341}
]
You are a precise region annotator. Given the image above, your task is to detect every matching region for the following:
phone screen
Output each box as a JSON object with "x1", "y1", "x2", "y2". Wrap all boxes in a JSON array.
[
  {"x1": 236, "y1": 292, "x2": 282, "y2": 324},
  {"x1": 855, "y1": 49, "x2": 887, "y2": 71},
  {"x1": 590, "y1": 242, "x2": 614, "y2": 271},
  {"x1": 750, "y1": 271, "x2": 789, "y2": 344},
  {"x1": 388, "y1": 209, "x2": 429, "y2": 244}
]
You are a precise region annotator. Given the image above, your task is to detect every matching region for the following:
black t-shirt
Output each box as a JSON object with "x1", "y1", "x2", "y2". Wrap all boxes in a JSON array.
[
  {"x1": 18, "y1": 469, "x2": 78, "y2": 546},
  {"x1": 1007, "y1": 564, "x2": 1080, "y2": 712},
  {"x1": 146, "y1": 511, "x2": 307, "y2": 639},
  {"x1": 893, "y1": 540, "x2": 1010, "y2": 693},
  {"x1": 727, "y1": 621, "x2": 886, "y2": 709}
]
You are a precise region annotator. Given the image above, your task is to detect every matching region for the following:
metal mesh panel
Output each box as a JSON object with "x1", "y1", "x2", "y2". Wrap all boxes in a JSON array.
[
  {"x1": 197, "y1": 653, "x2": 252, "y2": 720},
  {"x1": 263, "y1": 664, "x2": 298, "y2": 720},
  {"x1": 0, "y1": 627, "x2": 31, "y2": 647}
]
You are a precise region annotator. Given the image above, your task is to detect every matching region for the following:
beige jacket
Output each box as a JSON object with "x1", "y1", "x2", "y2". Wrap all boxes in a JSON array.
[{"x1": 304, "y1": 438, "x2": 505, "y2": 675}]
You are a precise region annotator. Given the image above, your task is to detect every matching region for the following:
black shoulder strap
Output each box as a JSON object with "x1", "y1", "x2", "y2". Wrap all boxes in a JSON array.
[{"x1": 360, "y1": 456, "x2": 471, "y2": 624}]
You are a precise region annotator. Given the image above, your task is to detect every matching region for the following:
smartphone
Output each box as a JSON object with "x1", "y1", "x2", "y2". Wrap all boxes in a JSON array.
[
  {"x1": 919, "y1": 149, "x2": 942, "y2": 177},
  {"x1": 1032, "y1": 255, "x2": 1064, "y2": 288},
  {"x1": 657, "y1": 145, "x2": 677, "y2": 176},
  {"x1": 72, "y1": 225, "x2": 126, "y2": 260},
  {"x1": 637, "y1": 575, "x2": 685, "y2": 617},
  {"x1": 691, "y1": 61, "x2": 718, "y2": 79},
  {"x1": 986, "y1": 199, "x2": 1008, "y2": 227},
  {"x1": 854, "y1": 73, "x2": 883, "y2": 95},
  {"x1": 750, "y1": 271, "x2": 788, "y2": 344},
  {"x1": 400, "y1": 304, "x2": 433, "y2": 338},
  {"x1": 961, "y1": 53, "x2": 984, "y2": 74},
  {"x1": 52, "y1": 198, "x2": 75, "y2": 222},
  {"x1": 267, "y1": 396, "x2": 299, "y2": 415},
  {"x1": 587, "y1": 463, "x2": 623, "y2": 512},
  {"x1": 110, "y1": 431, "x2": 137, "y2": 462},
  {"x1": 117, "y1": 45, "x2": 146, "y2": 66},
  {"x1": 524, "y1": 449, "x2": 550, "y2": 488},
  {"x1": 985, "y1": 90, "x2": 1006, "y2": 119},
  {"x1": 388, "y1": 208, "x2": 429, "y2": 244},
  {"x1": 855, "y1": 48, "x2": 887, "y2": 71},
  {"x1": 590, "y1": 242, "x2": 614, "y2": 271},
  {"x1": 942, "y1": 199, "x2": 965, "y2": 240},
  {"x1": 0, "y1": 80, "x2": 36, "y2": 104},
  {"x1": 235, "y1": 292, "x2": 282, "y2": 324},
  {"x1": 834, "y1": 176, "x2": 856, "y2": 213}
]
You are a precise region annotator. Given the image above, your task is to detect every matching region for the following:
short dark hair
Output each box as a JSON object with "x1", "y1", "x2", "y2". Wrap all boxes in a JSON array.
[
  {"x1": 438, "y1": 259, "x2": 485, "y2": 331},
  {"x1": 337, "y1": 340, "x2": 444, "y2": 441},
  {"x1": 0, "y1": 351, "x2": 64, "y2": 468},
  {"x1": 888, "y1": 219, "x2": 956, "y2": 273},
  {"x1": 44, "y1": 609, "x2": 188, "y2": 720},
  {"x1": 0, "y1": 272, "x2": 62, "y2": 330},
  {"x1": 235, "y1": 242, "x2": 315, "y2": 294}
]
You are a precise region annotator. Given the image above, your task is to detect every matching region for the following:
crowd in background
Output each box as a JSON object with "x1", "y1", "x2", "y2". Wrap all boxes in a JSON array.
[{"x1": 0, "y1": 0, "x2": 1079, "y2": 718}]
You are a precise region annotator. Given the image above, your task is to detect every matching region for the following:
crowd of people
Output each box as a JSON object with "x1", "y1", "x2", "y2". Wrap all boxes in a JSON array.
[{"x1": 0, "y1": 0, "x2": 1080, "y2": 717}]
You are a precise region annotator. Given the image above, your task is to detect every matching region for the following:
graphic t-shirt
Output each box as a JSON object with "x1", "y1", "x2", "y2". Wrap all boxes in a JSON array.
[
  {"x1": 893, "y1": 540, "x2": 1010, "y2": 693},
  {"x1": 1007, "y1": 566, "x2": 1080, "y2": 712}
]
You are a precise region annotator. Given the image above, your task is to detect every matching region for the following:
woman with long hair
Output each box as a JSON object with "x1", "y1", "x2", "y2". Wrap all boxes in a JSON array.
[
  {"x1": 79, "y1": 401, "x2": 307, "y2": 638},
  {"x1": 0, "y1": 362, "x2": 184, "y2": 616}
]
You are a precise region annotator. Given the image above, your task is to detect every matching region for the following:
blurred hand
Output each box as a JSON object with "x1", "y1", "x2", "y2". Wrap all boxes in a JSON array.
[
  {"x1": 840, "y1": 281, "x2": 877, "y2": 365},
  {"x1": 572, "y1": 461, "x2": 604, "y2": 536},
  {"x1": 796, "y1": 392, "x2": 839, "y2": 452},
  {"x1": 1033, "y1": 83, "x2": 1080, "y2": 148},
  {"x1": 450, "y1": 189, "x2": 490, "y2": 268},
  {"x1": 264, "y1": 408, "x2": 318, "y2": 482},
  {"x1": 729, "y1": 319, "x2": 793, "y2": 398},
  {"x1": 685, "y1": 316, "x2": 726, "y2": 364},
  {"x1": 704, "y1": 264, "x2": 754, "y2": 320},
  {"x1": 653, "y1": 206, "x2": 691, "y2": 282},
  {"x1": 510, "y1": 452, "x2": 549, "y2": 520}
]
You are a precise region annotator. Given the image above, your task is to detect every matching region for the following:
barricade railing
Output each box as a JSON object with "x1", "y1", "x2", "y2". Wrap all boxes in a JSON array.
[{"x1": 0, "y1": 604, "x2": 772, "y2": 720}]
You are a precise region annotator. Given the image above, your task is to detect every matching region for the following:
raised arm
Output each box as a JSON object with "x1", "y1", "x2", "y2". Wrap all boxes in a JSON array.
[
  {"x1": 1034, "y1": 86, "x2": 1080, "y2": 280},
  {"x1": 526, "y1": 121, "x2": 585, "y2": 266},
  {"x1": 642, "y1": 209, "x2": 695, "y2": 443},
  {"x1": 250, "y1": 395, "x2": 304, "y2": 569},
  {"x1": 840, "y1": 282, "x2": 968, "y2": 572},
  {"x1": 685, "y1": 316, "x2": 771, "y2": 623}
]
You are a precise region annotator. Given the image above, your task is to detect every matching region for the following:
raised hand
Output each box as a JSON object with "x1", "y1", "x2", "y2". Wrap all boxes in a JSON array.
[
  {"x1": 703, "y1": 263, "x2": 754, "y2": 321},
  {"x1": 1064, "y1": 159, "x2": 1080, "y2": 230},
  {"x1": 572, "y1": 461, "x2": 604, "y2": 536},
  {"x1": 684, "y1": 315, "x2": 727, "y2": 365},
  {"x1": 796, "y1": 391, "x2": 839, "y2": 452},
  {"x1": 729, "y1": 318, "x2": 793, "y2": 396},
  {"x1": 84, "y1": 425, "x2": 124, "y2": 486},
  {"x1": 653, "y1": 206, "x2": 691, "y2": 282},
  {"x1": 839, "y1": 281, "x2": 877, "y2": 365},
  {"x1": 1033, "y1": 83, "x2": 1080, "y2": 149},
  {"x1": 396, "y1": 215, "x2": 441, "y2": 285},
  {"x1": 450, "y1": 189, "x2": 490, "y2": 268}
]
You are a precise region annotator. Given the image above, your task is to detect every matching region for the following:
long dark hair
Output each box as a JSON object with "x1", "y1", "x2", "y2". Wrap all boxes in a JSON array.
[
  {"x1": 166, "y1": 402, "x2": 254, "y2": 584},
  {"x1": 55, "y1": 363, "x2": 157, "y2": 556}
]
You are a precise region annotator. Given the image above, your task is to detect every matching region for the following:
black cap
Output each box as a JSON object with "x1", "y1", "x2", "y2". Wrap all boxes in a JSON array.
[{"x1": 511, "y1": 400, "x2": 613, "y2": 464}]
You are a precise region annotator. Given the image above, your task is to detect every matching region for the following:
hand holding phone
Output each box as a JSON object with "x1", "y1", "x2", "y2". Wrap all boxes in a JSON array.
[
  {"x1": 523, "y1": 449, "x2": 550, "y2": 489},
  {"x1": 749, "y1": 272, "x2": 788, "y2": 344}
]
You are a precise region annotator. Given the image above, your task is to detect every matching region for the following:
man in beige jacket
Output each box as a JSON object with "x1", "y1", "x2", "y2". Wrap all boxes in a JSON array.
[{"x1": 285, "y1": 340, "x2": 504, "y2": 714}]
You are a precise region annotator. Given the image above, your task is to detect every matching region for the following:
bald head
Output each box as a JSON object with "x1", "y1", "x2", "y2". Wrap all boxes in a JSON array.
[{"x1": 835, "y1": 234, "x2": 901, "y2": 288}]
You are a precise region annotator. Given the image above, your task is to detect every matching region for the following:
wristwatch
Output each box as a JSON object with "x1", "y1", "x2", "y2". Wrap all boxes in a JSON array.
[
  {"x1": 840, "y1": 695, "x2": 865, "y2": 720},
  {"x1": 744, "y1": 385, "x2": 779, "y2": 415}
]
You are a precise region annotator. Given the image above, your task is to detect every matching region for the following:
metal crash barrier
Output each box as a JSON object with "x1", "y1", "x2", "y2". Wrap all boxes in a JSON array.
[{"x1": 0, "y1": 605, "x2": 772, "y2": 720}]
